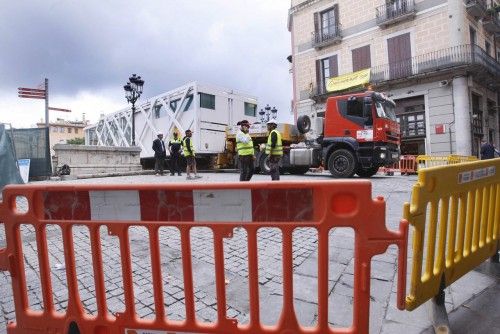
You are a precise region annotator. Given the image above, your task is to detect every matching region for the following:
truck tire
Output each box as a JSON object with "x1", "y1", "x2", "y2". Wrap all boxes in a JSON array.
[
  {"x1": 297, "y1": 115, "x2": 311, "y2": 134},
  {"x1": 328, "y1": 149, "x2": 357, "y2": 178},
  {"x1": 356, "y1": 166, "x2": 379, "y2": 178},
  {"x1": 288, "y1": 166, "x2": 310, "y2": 175},
  {"x1": 259, "y1": 153, "x2": 271, "y2": 174}
]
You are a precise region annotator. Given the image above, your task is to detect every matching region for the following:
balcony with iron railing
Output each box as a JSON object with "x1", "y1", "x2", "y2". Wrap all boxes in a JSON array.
[
  {"x1": 376, "y1": 0, "x2": 416, "y2": 27},
  {"x1": 482, "y1": 9, "x2": 500, "y2": 34},
  {"x1": 370, "y1": 44, "x2": 500, "y2": 85},
  {"x1": 465, "y1": 0, "x2": 488, "y2": 18},
  {"x1": 311, "y1": 24, "x2": 342, "y2": 49},
  {"x1": 311, "y1": 44, "x2": 500, "y2": 100}
]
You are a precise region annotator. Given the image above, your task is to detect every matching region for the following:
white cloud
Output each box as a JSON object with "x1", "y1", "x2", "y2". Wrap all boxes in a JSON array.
[{"x1": 0, "y1": 0, "x2": 294, "y2": 128}]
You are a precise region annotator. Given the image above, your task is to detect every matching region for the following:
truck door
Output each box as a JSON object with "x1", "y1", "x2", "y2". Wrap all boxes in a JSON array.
[{"x1": 334, "y1": 97, "x2": 373, "y2": 141}]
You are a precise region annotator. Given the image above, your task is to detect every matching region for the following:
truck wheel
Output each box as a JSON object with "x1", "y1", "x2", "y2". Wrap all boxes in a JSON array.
[
  {"x1": 356, "y1": 166, "x2": 379, "y2": 178},
  {"x1": 328, "y1": 149, "x2": 357, "y2": 178},
  {"x1": 289, "y1": 166, "x2": 310, "y2": 175},
  {"x1": 259, "y1": 154, "x2": 271, "y2": 174},
  {"x1": 297, "y1": 115, "x2": 311, "y2": 134}
]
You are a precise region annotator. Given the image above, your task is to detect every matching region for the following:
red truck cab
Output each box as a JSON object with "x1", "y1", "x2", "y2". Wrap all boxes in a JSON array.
[{"x1": 321, "y1": 91, "x2": 400, "y2": 177}]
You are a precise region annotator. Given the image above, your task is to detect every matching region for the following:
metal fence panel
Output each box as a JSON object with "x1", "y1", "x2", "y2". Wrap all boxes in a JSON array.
[{"x1": 10, "y1": 127, "x2": 51, "y2": 177}]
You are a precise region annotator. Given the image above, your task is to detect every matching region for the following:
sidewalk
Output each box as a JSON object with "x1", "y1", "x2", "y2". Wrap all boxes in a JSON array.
[{"x1": 440, "y1": 261, "x2": 500, "y2": 334}]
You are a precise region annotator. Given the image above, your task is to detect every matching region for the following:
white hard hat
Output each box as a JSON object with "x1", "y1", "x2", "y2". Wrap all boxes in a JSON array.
[
  {"x1": 157, "y1": 132, "x2": 163, "y2": 136},
  {"x1": 267, "y1": 119, "x2": 277, "y2": 125}
]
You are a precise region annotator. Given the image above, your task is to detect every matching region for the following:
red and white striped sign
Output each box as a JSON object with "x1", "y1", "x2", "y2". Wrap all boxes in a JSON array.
[
  {"x1": 42, "y1": 188, "x2": 314, "y2": 222},
  {"x1": 18, "y1": 87, "x2": 46, "y2": 99}
]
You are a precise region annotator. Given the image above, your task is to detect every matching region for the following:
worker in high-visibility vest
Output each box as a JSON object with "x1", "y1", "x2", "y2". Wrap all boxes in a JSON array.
[
  {"x1": 182, "y1": 129, "x2": 202, "y2": 180},
  {"x1": 265, "y1": 119, "x2": 283, "y2": 181},
  {"x1": 236, "y1": 119, "x2": 254, "y2": 181},
  {"x1": 168, "y1": 132, "x2": 182, "y2": 176}
]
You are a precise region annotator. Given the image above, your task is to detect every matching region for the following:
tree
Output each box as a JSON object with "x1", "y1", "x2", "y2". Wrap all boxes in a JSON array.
[{"x1": 66, "y1": 137, "x2": 85, "y2": 145}]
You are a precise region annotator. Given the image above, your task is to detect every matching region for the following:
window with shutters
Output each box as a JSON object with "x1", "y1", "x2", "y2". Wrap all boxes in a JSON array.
[
  {"x1": 312, "y1": 5, "x2": 341, "y2": 47},
  {"x1": 321, "y1": 7, "x2": 337, "y2": 37},
  {"x1": 387, "y1": 33, "x2": 412, "y2": 79},
  {"x1": 352, "y1": 45, "x2": 371, "y2": 72},
  {"x1": 316, "y1": 55, "x2": 338, "y2": 93}
]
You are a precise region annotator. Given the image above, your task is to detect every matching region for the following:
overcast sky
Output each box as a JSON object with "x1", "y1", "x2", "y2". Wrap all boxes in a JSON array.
[{"x1": 0, "y1": 0, "x2": 293, "y2": 128}]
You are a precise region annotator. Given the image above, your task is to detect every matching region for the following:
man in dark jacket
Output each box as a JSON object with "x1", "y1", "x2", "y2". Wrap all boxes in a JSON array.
[
  {"x1": 168, "y1": 132, "x2": 182, "y2": 176},
  {"x1": 480, "y1": 139, "x2": 495, "y2": 160},
  {"x1": 152, "y1": 132, "x2": 167, "y2": 175}
]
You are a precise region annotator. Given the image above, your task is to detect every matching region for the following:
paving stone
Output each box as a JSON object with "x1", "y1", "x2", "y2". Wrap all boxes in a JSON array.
[
  {"x1": 328, "y1": 293, "x2": 353, "y2": 328},
  {"x1": 196, "y1": 306, "x2": 218, "y2": 322},
  {"x1": 383, "y1": 292, "x2": 431, "y2": 330},
  {"x1": 293, "y1": 274, "x2": 318, "y2": 304}
]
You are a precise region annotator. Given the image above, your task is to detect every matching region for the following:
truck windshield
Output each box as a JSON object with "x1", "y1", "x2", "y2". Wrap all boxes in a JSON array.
[{"x1": 375, "y1": 101, "x2": 397, "y2": 121}]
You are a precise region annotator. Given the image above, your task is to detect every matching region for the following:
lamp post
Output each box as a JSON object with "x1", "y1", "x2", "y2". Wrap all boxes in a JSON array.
[
  {"x1": 124, "y1": 74, "x2": 144, "y2": 146},
  {"x1": 271, "y1": 106, "x2": 278, "y2": 120},
  {"x1": 265, "y1": 104, "x2": 271, "y2": 122}
]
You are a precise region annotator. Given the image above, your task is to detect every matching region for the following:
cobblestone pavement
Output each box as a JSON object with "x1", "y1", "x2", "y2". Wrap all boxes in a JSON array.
[{"x1": 0, "y1": 172, "x2": 497, "y2": 333}]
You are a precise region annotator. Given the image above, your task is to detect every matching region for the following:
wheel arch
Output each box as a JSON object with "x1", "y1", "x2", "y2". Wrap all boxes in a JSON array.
[{"x1": 323, "y1": 138, "x2": 359, "y2": 163}]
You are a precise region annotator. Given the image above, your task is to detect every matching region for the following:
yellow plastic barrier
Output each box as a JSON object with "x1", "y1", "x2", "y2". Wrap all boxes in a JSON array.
[
  {"x1": 404, "y1": 159, "x2": 500, "y2": 311},
  {"x1": 447, "y1": 155, "x2": 479, "y2": 164},
  {"x1": 416, "y1": 155, "x2": 478, "y2": 170}
]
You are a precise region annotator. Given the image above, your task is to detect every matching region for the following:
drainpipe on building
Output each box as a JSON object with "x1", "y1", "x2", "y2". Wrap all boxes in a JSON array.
[{"x1": 449, "y1": 0, "x2": 472, "y2": 155}]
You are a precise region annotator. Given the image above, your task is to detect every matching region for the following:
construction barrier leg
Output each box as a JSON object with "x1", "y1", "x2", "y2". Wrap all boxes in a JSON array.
[
  {"x1": 491, "y1": 251, "x2": 499, "y2": 263},
  {"x1": 429, "y1": 296, "x2": 451, "y2": 334}
]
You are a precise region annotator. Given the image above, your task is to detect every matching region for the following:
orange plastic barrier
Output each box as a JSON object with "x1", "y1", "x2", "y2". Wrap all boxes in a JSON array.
[
  {"x1": 379, "y1": 161, "x2": 400, "y2": 176},
  {"x1": 399, "y1": 155, "x2": 418, "y2": 175},
  {"x1": 0, "y1": 181, "x2": 408, "y2": 334}
]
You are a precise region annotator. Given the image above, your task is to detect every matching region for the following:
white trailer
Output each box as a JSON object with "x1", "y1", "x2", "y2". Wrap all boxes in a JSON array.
[{"x1": 85, "y1": 82, "x2": 258, "y2": 164}]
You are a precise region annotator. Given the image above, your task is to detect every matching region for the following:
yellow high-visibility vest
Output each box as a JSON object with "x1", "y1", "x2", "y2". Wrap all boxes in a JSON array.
[
  {"x1": 182, "y1": 137, "x2": 195, "y2": 157},
  {"x1": 236, "y1": 132, "x2": 254, "y2": 156},
  {"x1": 265, "y1": 129, "x2": 283, "y2": 156}
]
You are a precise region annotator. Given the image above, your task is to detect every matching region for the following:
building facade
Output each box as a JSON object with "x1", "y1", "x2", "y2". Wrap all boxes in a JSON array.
[
  {"x1": 37, "y1": 118, "x2": 88, "y2": 155},
  {"x1": 289, "y1": 0, "x2": 500, "y2": 156}
]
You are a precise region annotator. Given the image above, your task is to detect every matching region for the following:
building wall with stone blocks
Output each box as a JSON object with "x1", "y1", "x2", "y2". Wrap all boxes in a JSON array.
[{"x1": 291, "y1": 0, "x2": 453, "y2": 104}]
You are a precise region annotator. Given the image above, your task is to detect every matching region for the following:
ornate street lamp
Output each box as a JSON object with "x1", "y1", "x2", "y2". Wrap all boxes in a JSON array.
[
  {"x1": 265, "y1": 104, "x2": 271, "y2": 122},
  {"x1": 124, "y1": 74, "x2": 144, "y2": 146},
  {"x1": 271, "y1": 106, "x2": 278, "y2": 120}
]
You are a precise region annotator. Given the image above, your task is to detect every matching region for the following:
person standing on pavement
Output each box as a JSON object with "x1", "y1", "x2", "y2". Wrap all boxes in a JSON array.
[
  {"x1": 480, "y1": 138, "x2": 495, "y2": 160},
  {"x1": 168, "y1": 132, "x2": 182, "y2": 176},
  {"x1": 265, "y1": 119, "x2": 283, "y2": 181},
  {"x1": 236, "y1": 119, "x2": 254, "y2": 181},
  {"x1": 152, "y1": 132, "x2": 167, "y2": 176},
  {"x1": 182, "y1": 129, "x2": 202, "y2": 180}
]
